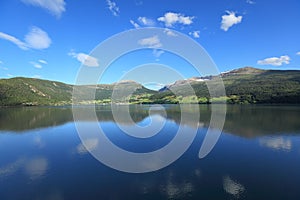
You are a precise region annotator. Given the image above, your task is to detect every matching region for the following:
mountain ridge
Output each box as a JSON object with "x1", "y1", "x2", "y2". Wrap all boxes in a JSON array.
[{"x1": 1, "y1": 67, "x2": 300, "y2": 106}]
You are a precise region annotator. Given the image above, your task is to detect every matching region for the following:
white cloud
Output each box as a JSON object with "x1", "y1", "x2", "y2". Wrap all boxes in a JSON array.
[
  {"x1": 0, "y1": 27, "x2": 51, "y2": 50},
  {"x1": 32, "y1": 74, "x2": 42, "y2": 79},
  {"x1": 164, "y1": 29, "x2": 178, "y2": 37},
  {"x1": 106, "y1": 0, "x2": 120, "y2": 16},
  {"x1": 25, "y1": 27, "x2": 51, "y2": 49},
  {"x1": 138, "y1": 36, "x2": 164, "y2": 60},
  {"x1": 296, "y1": 52, "x2": 300, "y2": 56},
  {"x1": 138, "y1": 35, "x2": 162, "y2": 48},
  {"x1": 260, "y1": 137, "x2": 292, "y2": 151},
  {"x1": 30, "y1": 61, "x2": 43, "y2": 69},
  {"x1": 68, "y1": 51, "x2": 99, "y2": 67},
  {"x1": 257, "y1": 55, "x2": 290, "y2": 66},
  {"x1": 189, "y1": 31, "x2": 200, "y2": 38},
  {"x1": 38, "y1": 59, "x2": 47, "y2": 64},
  {"x1": 30, "y1": 59, "x2": 47, "y2": 69},
  {"x1": 221, "y1": 11, "x2": 243, "y2": 31},
  {"x1": 138, "y1": 17, "x2": 155, "y2": 26},
  {"x1": 21, "y1": 0, "x2": 66, "y2": 18},
  {"x1": 130, "y1": 20, "x2": 140, "y2": 29},
  {"x1": 135, "y1": 0, "x2": 143, "y2": 6},
  {"x1": 158, "y1": 12, "x2": 194, "y2": 27},
  {"x1": 246, "y1": 0, "x2": 255, "y2": 4},
  {"x1": 153, "y1": 49, "x2": 164, "y2": 58},
  {"x1": 130, "y1": 17, "x2": 155, "y2": 29},
  {"x1": 0, "y1": 61, "x2": 7, "y2": 70},
  {"x1": 0, "y1": 32, "x2": 28, "y2": 50}
]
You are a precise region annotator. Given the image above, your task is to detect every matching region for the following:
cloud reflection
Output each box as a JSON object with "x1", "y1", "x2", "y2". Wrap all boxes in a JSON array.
[
  {"x1": 0, "y1": 157, "x2": 48, "y2": 180},
  {"x1": 159, "y1": 171, "x2": 194, "y2": 199},
  {"x1": 194, "y1": 169, "x2": 201, "y2": 177},
  {"x1": 259, "y1": 137, "x2": 292, "y2": 151},
  {"x1": 77, "y1": 138, "x2": 99, "y2": 155},
  {"x1": 223, "y1": 175, "x2": 245, "y2": 198},
  {"x1": 33, "y1": 135, "x2": 45, "y2": 148},
  {"x1": 162, "y1": 180, "x2": 194, "y2": 199},
  {"x1": 25, "y1": 157, "x2": 48, "y2": 180},
  {"x1": 0, "y1": 158, "x2": 25, "y2": 178}
]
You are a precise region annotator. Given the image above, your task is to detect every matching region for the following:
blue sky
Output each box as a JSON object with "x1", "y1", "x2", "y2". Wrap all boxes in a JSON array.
[{"x1": 0, "y1": 0, "x2": 300, "y2": 85}]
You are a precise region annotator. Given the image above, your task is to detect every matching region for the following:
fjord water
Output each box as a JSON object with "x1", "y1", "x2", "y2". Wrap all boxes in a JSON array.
[{"x1": 0, "y1": 105, "x2": 300, "y2": 200}]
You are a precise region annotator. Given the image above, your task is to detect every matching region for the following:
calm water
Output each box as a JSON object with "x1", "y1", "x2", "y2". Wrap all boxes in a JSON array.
[{"x1": 0, "y1": 105, "x2": 300, "y2": 200}]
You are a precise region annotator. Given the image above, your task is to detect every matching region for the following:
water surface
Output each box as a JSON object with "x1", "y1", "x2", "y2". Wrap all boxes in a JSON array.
[{"x1": 0, "y1": 105, "x2": 300, "y2": 200}]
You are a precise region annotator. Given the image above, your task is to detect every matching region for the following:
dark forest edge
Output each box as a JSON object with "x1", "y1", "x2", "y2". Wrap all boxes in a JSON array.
[{"x1": 1, "y1": 67, "x2": 300, "y2": 106}]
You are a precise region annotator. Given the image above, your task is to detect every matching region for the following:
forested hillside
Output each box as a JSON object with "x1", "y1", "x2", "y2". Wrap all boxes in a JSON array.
[{"x1": 1, "y1": 67, "x2": 300, "y2": 106}]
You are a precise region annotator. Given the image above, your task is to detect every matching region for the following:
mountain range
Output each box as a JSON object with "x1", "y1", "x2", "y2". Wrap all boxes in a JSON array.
[{"x1": 1, "y1": 67, "x2": 300, "y2": 106}]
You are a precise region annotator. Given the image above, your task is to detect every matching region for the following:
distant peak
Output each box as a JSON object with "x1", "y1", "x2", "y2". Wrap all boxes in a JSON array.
[
  {"x1": 113, "y1": 80, "x2": 139, "y2": 84},
  {"x1": 223, "y1": 67, "x2": 265, "y2": 75}
]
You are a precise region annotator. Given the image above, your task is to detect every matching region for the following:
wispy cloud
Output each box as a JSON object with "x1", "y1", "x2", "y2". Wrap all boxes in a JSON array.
[
  {"x1": 138, "y1": 35, "x2": 162, "y2": 48},
  {"x1": 246, "y1": 0, "x2": 255, "y2": 4},
  {"x1": 221, "y1": 11, "x2": 243, "y2": 31},
  {"x1": 21, "y1": 0, "x2": 66, "y2": 18},
  {"x1": 32, "y1": 74, "x2": 42, "y2": 79},
  {"x1": 0, "y1": 32, "x2": 28, "y2": 50},
  {"x1": 296, "y1": 52, "x2": 300, "y2": 56},
  {"x1": 106, "y1": 0, "x2": 120, "y2": 16},
  {"x1": 68, "y1": 50, "x2": 99, "y2": 67},
  {"x1": 0, "y1": 27, "x2": 51, "y2": 50},
  {"x1": 30, "y1": 59, "x2": 47, "y2": 69},
  {"x1": 129, "y1": 17, "x2": 155, "y2": 29},
  {"x1": 153, "y1": 49, "x2": 164, "y2": 58},
  {"x1": 130, "y1": 20, "x2": 140, "y2": 29},
  {"x1": 30, "y1": 61, "x2": 43, "y2": 69},
  {"x1": 138, "y1": 17, "x2": 155, "y2": 26},
  {"x1": 189, "y1": 31, "x2": 200, "y2": 38},
  {"x1": 38, "y1": 59, "x2": 47, "y2": 64},
  {"x1": 158, "y1": 12, "x2": 194, "y2": 27},
  {"x1": 135, "y1": 0, "x2": 143, "y2": 6},
  {"x1": 0, "y1": 61, "x2": 8, "y2": 70},
  {"x1": 0, "y1": 66, "x2": 8, "y2": 70},
  {"x1": 164, "y1": 29, "x2": 178, "y2": 37},
  {"x1": 257, "y1": 55, "x2": 290, "y2": 66}
]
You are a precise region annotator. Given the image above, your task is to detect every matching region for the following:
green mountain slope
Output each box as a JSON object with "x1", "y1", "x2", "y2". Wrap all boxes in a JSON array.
[
  {"x1": 1, "y1": 67, "x2": 300, "y2": 106},
  {"x1": 223, "y1": 67, "x2": 300, "y2": 103},
  {"x1": 0, "y1": 77, "x2": 73, "y2": 106},
  {"x1": 0, "y1": 77, "x2": 157, "y2": 106},
  {"x1": 153, "y1": 67, "x2": 300, "y2": 104}
]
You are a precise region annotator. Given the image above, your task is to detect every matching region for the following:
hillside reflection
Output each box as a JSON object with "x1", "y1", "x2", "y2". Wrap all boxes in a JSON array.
[{"x1": 1, "y1": 105, "x2": 300, "y2": 137}]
